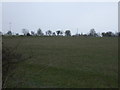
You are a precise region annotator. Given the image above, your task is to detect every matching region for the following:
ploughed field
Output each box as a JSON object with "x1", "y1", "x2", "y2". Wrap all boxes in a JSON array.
[{"x1": 2, "y1": 36, "x2": 118, "y2": 88}]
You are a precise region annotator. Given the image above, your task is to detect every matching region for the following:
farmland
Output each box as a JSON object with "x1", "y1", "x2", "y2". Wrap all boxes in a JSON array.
[{"x1": 2, "y1": 36, "x2": 118, "y2": 88}]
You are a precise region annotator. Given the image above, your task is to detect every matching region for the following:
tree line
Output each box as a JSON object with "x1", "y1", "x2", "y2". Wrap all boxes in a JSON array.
[{"x1": 1, "y1": 28, "x2": 120, "y2": 37}]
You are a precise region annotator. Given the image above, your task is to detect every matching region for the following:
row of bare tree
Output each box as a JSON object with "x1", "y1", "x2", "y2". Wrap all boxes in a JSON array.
[
  {"x1": 1, "y1": 28, "x2": 120, "y2": 37},
  {"x1": 22, "y1": 28, "x2": 71, "y2": 36}
]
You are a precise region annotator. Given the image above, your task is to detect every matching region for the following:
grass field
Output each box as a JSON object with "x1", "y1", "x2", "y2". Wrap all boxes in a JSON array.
[{"x1": 2, "y1": 36, "x2": 118, "y2": 88}]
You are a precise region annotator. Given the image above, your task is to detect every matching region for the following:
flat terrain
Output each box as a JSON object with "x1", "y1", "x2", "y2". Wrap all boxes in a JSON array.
[{"x1": 2, "y1": 36, "x2": 118, "y2": 88}]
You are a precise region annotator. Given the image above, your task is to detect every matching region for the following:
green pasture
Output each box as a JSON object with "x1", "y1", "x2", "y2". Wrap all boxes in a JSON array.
[{"x1": 2, "y1": 36, "x2": 118, "y2": 88}]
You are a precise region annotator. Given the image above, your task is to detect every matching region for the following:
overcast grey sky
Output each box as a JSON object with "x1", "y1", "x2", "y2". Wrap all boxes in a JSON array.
[{"x1": 2, "y1": 2, "x2": 118, "y2": 35}]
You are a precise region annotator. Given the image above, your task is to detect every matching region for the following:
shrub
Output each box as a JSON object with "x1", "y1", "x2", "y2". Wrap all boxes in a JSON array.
[{"x1": 2, "y1": 45, "x2": 23, "y2": 88}]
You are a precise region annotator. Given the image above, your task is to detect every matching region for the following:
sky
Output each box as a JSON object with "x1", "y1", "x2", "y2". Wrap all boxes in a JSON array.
[{"x1": 2, "y1": 2, "x2": 118, "y2": 35}]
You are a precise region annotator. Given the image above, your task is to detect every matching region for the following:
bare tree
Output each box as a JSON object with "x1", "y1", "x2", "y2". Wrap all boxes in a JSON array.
[
  {"x1": 46, "y1": 30, "x2": 52, "y2": 36},
  {"x1": 6, "y1": 31, "x2": 12, "y2": 35},
  {"x1": 102, "y1": 31, "x2": 115, "y2": 37},
  {"x1": 89, "y1": 29, "x2": 97, "y2": 36},
  {"x1": 37, "y1": 28, "x2": 44, "y2": 36},
  {"x1": 59, "y1": 31, "x2": 63, "y2": 36},
  {"x1": 56, "y1": 30, "x2": 60, "y2": 36},
  {"x1": 52, "y1": 32, "x2": 56, "y2": 36},
  {"x1": 65, "y1": 30, "x2": 71, "y2": 36},
  {"x1": 31, "y1": 31, "x2": 35, "y2": 36},
  {"x1": 22, "y1": 29, "x2": 29, "y2": 35},
  {"x1": 16, "y1": 33, "x2": 19, "y2": 36}
]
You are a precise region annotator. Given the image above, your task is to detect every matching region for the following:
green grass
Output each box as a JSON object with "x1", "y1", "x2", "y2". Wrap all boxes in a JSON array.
[{"x1": 2, "y1": 36, "x2": 118, "y2": 88}]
